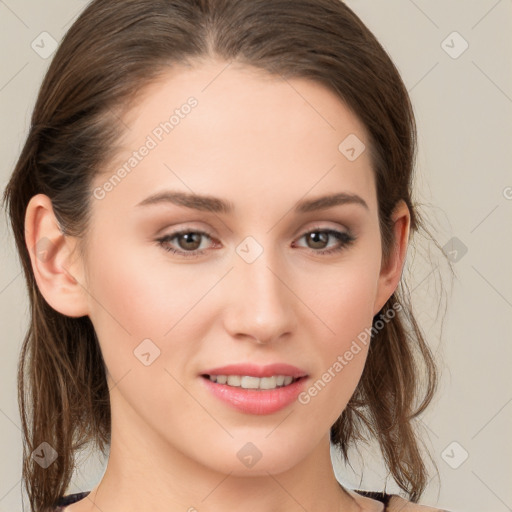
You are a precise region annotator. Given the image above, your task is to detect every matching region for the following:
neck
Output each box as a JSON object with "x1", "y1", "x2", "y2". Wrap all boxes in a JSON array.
[{"x1": 81, "y1": 405, "x2": 360, "y2": 512}]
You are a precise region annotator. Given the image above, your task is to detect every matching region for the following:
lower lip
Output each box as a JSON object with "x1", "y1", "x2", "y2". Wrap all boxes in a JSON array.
[{"x1": 200, "y1": 376, "x2": 307, "y2": 415}]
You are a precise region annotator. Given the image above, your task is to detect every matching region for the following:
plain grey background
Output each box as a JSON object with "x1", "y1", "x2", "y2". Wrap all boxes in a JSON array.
[{"x1": 1, "y1": 1, "x2": 511, "y2": 511}]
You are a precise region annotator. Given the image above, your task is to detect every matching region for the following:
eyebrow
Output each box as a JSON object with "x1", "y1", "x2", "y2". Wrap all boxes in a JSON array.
[{"x1": 135, "y1": 190, "x2": 369, "y2": 214}]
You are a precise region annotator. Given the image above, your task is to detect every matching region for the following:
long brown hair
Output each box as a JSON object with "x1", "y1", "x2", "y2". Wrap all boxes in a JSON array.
[{"x1": 3, "y1": 1, "x2": 450, "y2": 510}]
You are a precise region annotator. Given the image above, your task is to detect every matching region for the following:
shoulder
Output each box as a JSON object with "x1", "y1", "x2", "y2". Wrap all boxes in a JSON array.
[
  {"x1": 351, "y1": 488, "x2": 451, "y2": 512},
  {"x1": 388, "y1": 494, "x2": 451, "y2": 511}
]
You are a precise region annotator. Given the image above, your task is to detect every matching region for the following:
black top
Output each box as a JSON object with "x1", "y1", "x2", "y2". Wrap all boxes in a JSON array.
[
  {"x1": 54, "y1": 491, "x2": 90, "y2": 509},
  {"x1": 355, "y1": 489, "x2": 392, "y2": 505},
  {"x1": 54, "y1": 488, "x2": 393, "y2": 510}
]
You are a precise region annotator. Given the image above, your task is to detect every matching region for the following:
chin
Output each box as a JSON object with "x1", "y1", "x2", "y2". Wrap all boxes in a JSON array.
[{"x1": 190, "y1": 435, "x2": 312, "y2": 477}]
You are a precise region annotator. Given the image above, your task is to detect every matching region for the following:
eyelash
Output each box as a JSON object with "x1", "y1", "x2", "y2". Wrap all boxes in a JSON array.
[{"x1": 156, "y1": 226, "x2": 356, "y2": 259}]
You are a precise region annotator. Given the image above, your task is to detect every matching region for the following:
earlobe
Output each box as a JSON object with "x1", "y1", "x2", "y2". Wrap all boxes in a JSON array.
[
  {"x1": 373, "y1": 200, "x2": 411, "y2": 316},
  {"x1": 24, "y1": 194, "x2": 89, "y2": 318}
]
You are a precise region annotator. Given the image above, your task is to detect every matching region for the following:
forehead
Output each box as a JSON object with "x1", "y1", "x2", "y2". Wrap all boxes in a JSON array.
[
  {"x1": 119, "y1": 59, "x2": 370, "y2": 148},
  {"x1": 93, "y1": 59, "x2": 376, "y2": 217}
]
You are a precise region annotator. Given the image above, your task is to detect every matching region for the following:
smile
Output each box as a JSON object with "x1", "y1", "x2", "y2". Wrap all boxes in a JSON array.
[{"x1": 204, "y1": 374, "x2": 298, "y2": 390}]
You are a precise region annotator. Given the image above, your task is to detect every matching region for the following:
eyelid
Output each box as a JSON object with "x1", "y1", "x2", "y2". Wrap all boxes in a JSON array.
[
  {"x1": 156, "y1": 223, "x2": 356, "y2": 257},
  {"x1": 301, "y1": 222, "x2": 351, "y2": 237}
]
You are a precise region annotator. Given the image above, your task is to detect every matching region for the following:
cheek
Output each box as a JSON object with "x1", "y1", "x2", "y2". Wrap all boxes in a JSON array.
[
  {"x1": 85, "y1": 233, "x2": 209, "y2": 338},
  {"x1": 83, "y1": 243, "x2": 207, "y2": 426},
  {"x1": 296, "y1": 249, "x2": 381, "y2": 413},
  {"x1": 82, "y1": 237, "x2": 186, "y2": 380},
  {"x1": 304, "y1": 248, "x2": 381, "y2": 342}
]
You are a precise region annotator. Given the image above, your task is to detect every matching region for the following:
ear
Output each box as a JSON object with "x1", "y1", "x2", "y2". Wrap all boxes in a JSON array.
[
  {"x1": 24, "y1": 194, "x2": 89, "y2": 317},
  {"x1": 372, "y1": 199, "x2": 411, "y2": 316}
]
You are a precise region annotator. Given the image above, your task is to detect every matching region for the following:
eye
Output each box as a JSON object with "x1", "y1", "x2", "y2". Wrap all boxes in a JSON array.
[
  {"x1": 156, "y1": 229, "x2": 215, "y2": 258},
  {"x1": 156, "y1": 226, "x2": 356, "y2": 258},
  {"x1": 293, "y1": 227, "x2": 356, "y2": 255}
]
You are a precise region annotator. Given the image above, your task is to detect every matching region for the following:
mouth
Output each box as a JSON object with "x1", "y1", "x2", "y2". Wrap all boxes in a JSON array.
[
  {"x1": 199, "y1": 363, "x2": 309, "y2": 415},
  {"x1": 201, "y1": 374, "x2": 306, "y2": 390}
]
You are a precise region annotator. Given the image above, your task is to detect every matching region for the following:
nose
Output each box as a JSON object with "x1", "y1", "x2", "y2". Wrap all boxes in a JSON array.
[{"x1": 223, "y1": 245, "x2": 297, "y2": 345}]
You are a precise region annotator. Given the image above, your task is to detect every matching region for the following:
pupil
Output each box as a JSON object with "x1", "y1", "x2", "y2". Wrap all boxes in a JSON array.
[
  {"x1": 309, "y1": 231, "x2": 327, "y2": 249},
  {"x1": 181, "y1": 233, "x2": 200, "y2": 250}
]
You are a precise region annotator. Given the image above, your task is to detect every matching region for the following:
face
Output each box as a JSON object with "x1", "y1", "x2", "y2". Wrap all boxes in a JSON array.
[{"x1": 72, "y1": 59, "x2": 398, "y2": 476}]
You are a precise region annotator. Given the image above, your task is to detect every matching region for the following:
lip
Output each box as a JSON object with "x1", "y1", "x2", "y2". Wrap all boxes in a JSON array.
[
  {"x1": 201, "y1": 363, "x2": 308, "y2": 379},
  {"x1": 199, "y1": 363, "x2": 309, "y2": 415}
]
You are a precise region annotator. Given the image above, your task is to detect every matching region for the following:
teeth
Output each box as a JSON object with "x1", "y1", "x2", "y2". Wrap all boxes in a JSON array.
[
  {"x1": 207, "y1": 374, "x2": 298, "y2": 390},
  {"x1": 227, "y1": 375, "x2": 241, "y2": 387},
  {"x1": 241, "y1": 376, "x2": 261, "y2": 389}
]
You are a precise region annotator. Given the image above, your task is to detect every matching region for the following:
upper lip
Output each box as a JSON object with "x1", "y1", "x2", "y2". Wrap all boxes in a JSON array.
[{"x1": 201, "y1": 363, "x2": 308, "y2": 379}]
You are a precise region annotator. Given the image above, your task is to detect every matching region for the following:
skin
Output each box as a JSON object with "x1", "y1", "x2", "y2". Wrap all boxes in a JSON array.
[{"x1": 25, "y1": 59, "x2": 410, "y2": 512}]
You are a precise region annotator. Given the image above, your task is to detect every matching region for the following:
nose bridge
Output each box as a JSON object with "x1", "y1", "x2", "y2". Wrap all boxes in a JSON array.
[{"x1": 225, "y1": 236, "x2": 295, "y2": 343}]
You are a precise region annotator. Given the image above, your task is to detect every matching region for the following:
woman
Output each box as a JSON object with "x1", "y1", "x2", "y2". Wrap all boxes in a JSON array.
[{"x1": 3, "y1": 0, "x2": 452, "y2": 511}]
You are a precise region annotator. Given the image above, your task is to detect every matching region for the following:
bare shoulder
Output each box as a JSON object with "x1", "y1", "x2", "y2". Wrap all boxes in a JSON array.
[{"x1": 388, "y1": 494, "x2": 451, "y2": 512}]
